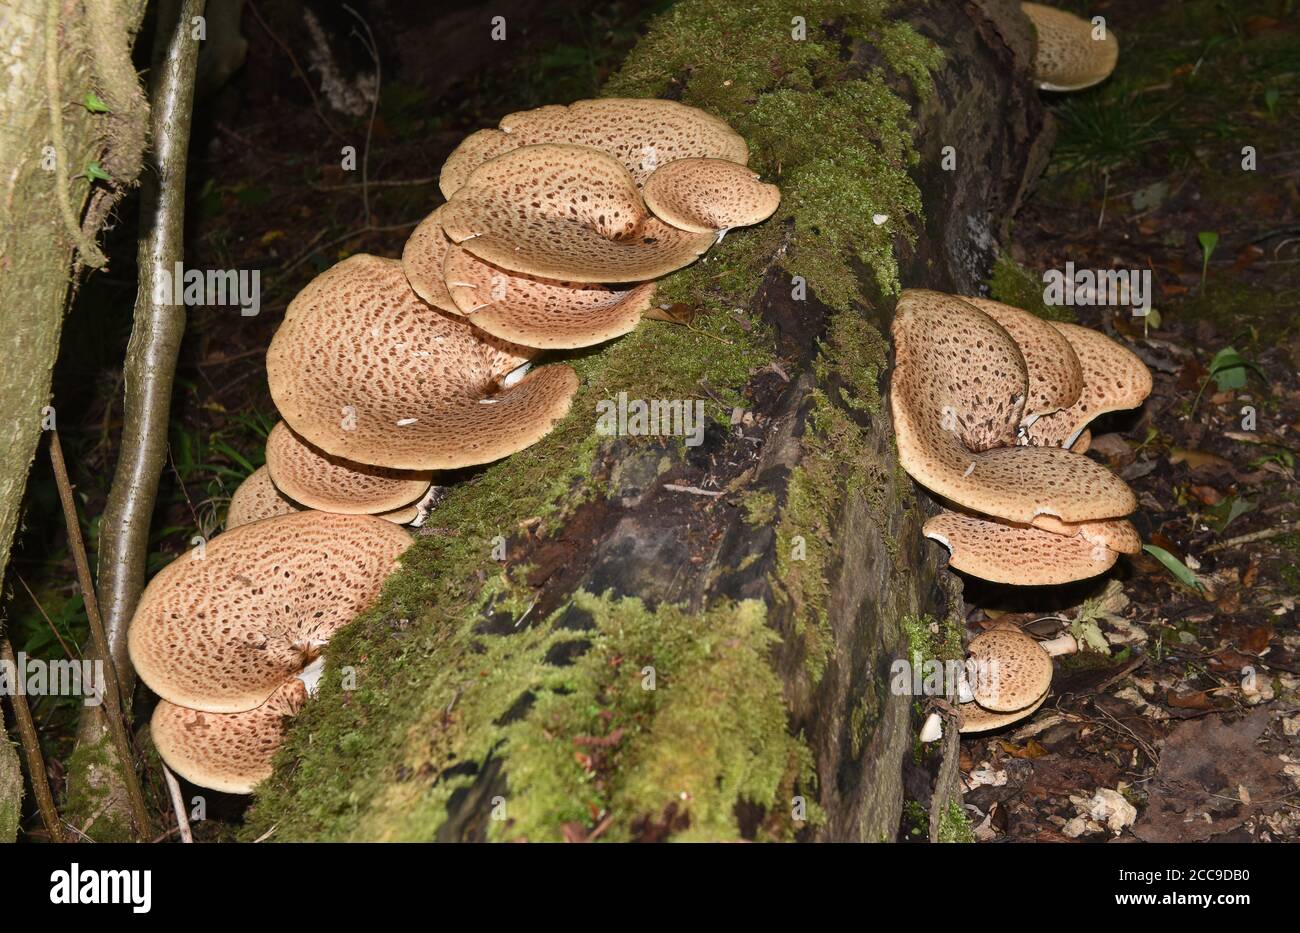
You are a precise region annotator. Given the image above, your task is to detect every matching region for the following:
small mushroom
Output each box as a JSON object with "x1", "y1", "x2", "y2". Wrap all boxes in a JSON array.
[
  {"x1": 227, "y1": 466, "x2": 299, "y2": 530},
  {"x1": 440, "y1": 144, "x2": 716, "y2": 283},
  {"x1": 1025, "y1": 322, "x2": 1153, "y2": 449},
  {"x1": 965, "y1": 629, "x2": 1054, "y2": 713},
  {"x1": 149, "y1": 674, "x2": 309, "y2": 795},
  {"x1": 958, "y1": 691, "x2": 1049, "y2": 734},
  {"x1": 925, "y1": 510, "x2": 1122, "y2": 586},
  {"x1": 267, "y1": 254, "x2": 579, "y2": 470},
  {"x1": 1030, "y1": 513, "x2": 1141, "y2": 554},
  {"x1": 400, "y1": 205, "x2": 459, "y2": 313},
  {"x1": 960, "y1": 297, "x2": 1084, "y2": 426},
  {"x1": 1021, "y1": 2, "x2": 1119, "y2": 92},
  {"x1": 890, "y1": 290, "x2": 1137, "y2": 523},
  {"x1": 439, "y1": 98, "x2": 749, "y2": 198},
  {"x1": 441, "y1": 244, "x2": 656, "y2": 349},
  {"x1": 264, "y1": 421, "x2": 432, "y2": 517},
  {"x1": 641, "y1": 158, "x2": 781, "y2": 234},
  {"x1": 128, "y1": 511, "x2": 411, "y2": 713}
]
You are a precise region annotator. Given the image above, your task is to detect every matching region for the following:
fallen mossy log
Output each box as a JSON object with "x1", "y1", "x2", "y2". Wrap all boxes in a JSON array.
[{"x1": 243, "y1": 0, "x2": 1048, "y2": 842}]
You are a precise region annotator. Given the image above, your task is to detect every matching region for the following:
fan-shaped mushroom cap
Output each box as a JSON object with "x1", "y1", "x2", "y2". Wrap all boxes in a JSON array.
[
  {"x1": 150, "y1": 677, "x2": 307, "y2": 794},
  {"x1": 958, "y1": 690, "x2": 1049, "y2": 734},
  {"x1": 925, "y1": 510, "x2": 1120, "y2": 585},
  {"x1": 439, "y1": 98, "x2": 749, "y2": 198},
  {"x1": 227, "y1": 466, "x2": 299, "y2": 530},
  {"x1": 891, "y1": 290, "x2": 1137, "y2": 523},
  {"x1": 401, "y1": 205, "x2": 458, "y2": 313},
  {"x1": 440, "y1": 144, "x2": 716, "y2": 283},
  {"x1": 961, "y1": 297, "x2": 1083, "y2": 422},
  {"x1": 265, "y1": 421, "x2": 432, "y2": 516},
  {"x1": 642, "y1": 158, "x2": 781, "y2": 234},
  {"x1": 1026, "y1": 322, "x2": 1153, "y2": 449},
  {"x1": 966, "y1": 628, "x2": 1054, "y2": 712},
  {"x1": 1030, "y1": 514, "x2": 1141, "y2": 555},
  {"x1": 128, "y1": 511, "x2": 411, "y2": 713},
  {"x1": 1022, "y1": 2, "x2": 1119, "y2": 92},
  {"x1": 267, "y1": 254, "x2": 578, "y2": 470},
  {"x1": 442, "y1": 245, "x2": 655, "y2": 349}
]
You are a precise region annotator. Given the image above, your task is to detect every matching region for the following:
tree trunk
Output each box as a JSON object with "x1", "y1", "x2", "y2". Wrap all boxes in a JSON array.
[
  {"x1": 0, "y1": 716, "x2": 19, "y2": 843},
  {"x1": 65, "y1": 0, "x2": 206, "y2": 841},
  {"x1": 244, "y1": 0, "x2": 1048, "y2": 842},
  {"x1": 0, "y1": 0, "x2": 149, "y2": 842}
]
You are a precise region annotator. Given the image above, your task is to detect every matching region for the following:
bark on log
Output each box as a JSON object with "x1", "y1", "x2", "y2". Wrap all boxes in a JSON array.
[
  {"x1": 0, "y1": 0, "x2": 149, "y2": 843},
  {"x1": 245, "y1": 0, "x2": 1048, "y2": 842}
]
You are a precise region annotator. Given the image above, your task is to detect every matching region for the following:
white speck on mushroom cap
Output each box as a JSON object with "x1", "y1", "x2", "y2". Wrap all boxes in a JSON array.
[
  {"x1": 267, "y1": 254, "x2": 579, "y2": 470},
  {"x1": 128, "y1": 510, "x2": 412, "y2": 713}
]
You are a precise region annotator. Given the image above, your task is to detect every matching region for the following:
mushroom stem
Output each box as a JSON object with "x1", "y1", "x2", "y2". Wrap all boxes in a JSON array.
[{"x1": 1039, "y1": 632, "x2": 1079, "y2": 657}]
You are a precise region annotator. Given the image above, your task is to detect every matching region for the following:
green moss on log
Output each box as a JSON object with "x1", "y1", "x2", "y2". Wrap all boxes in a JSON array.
[{"x1": 243, "y1": 0, "x2": 939, "y2": 841}]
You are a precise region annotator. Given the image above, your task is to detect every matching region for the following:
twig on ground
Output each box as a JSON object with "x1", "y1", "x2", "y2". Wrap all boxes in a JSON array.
[
  {"x1": 160, "y1": 764, "x2": 193, "y2": 843},
  {"x1": 1203, "y1": 526, "x2": 1294, "y2": 554},
  {"x1": 49, "y1": 430, "x2": 151, "y2": 837},
  {"x1": 245, "y1": 0, "x2": 345, "y2": 141},
  {"x1": 1, "y1": 637, "x2": 64, "y2": 841}
]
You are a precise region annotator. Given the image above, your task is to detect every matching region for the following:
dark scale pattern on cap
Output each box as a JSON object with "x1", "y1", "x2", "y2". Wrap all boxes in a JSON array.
[
  {"x1": 443, "y1": 245, "x2": 654, "y2": 349},
  {"x1": 151, "y1": 678, "x2": 308, "y2": 794},
  {"x1": 265, "y1": 421, "x2": 431, "y2": 515},
  {"x1": 967, "y1": 628, "x2": 1055, "y2": 712},
  {"x1": 1026, "y1": 322, "x2": 1153, "y2": 449},
  {"x1": 891, "y1": 290, "x2": 1137, "y2": 523},
  {"x1": 1023, "y1": 1, "x2": 1119, "y2": 91},
  {"x1": 439, "y1": 98, "x2": 749, "y2": 198},
  {"x1": 925, "y1": 509, "x2": 1120, "y2": 585},
  {"x1": 128, "y1": 511, "x2": 411, "y2": 713},
  {"x1": 267, "y1": 254, "x2": 579, "y2": 470},
  {"x1": 401, "y1": 205, "x2": 458, "y2": 313},
  {"x1": 227, "y1": 466, "x2": 300, "y2": 530},
  {"x1": 642, "y1": 158, "x2": 781, "y2": 234},
  {"x1": 441, "y1": 144, "x2": 715, "y2": 283},
  {"x1": 963, "y1": 297, "x2": 1084, "y2": 420}
]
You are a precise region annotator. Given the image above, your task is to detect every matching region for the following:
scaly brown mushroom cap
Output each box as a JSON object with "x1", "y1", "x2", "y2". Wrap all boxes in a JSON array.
[
  {"x1": 264, "y1": 421, "x2": 432, "y2": 516},
  {"x1": 1030, "y1": 513, "x2": 1141, "y2": 555},
  {"x1": 440, "y1": 144, "x2": 716, "y2": 283},
  {"x1": 442, "y1": 244, "x2": 655, "y2": 349},
  {"x1": 642, "y1": 158, "x2": 781, "y2": 234},
  {"x1": 128, "y1": 511, "x2": 411, "y2": 713},
  {"x1": 891, "y1": 290, "x2": 1137, "y2": 523},
  {"x1": 150, "y1": 677, "x2": 307, "y2": 795},
  {"x1": 958, "y1": 690, "x2": 1049, "y2": 734},
  {"x1": 1026, "y1": 322, "x2": 1153, "y2": 449},
  {"x1": 227, "y1": 466, "x2": 299, "y2": 530},
  {"x1": 967, "y1": 628, "x2": 1055, "y2": 712},
  {"x1": 1022, "y1": 2, "x2": 1119, "y2": 92},
  {"x1": 267, "y1": 254, "x2": 578, "y2": 470},
  {"x1": 401, "y1": 205, "x2": 458, "y2": 313},
  {"x1": 925, "y1": 509, "x2": 1120, "y2": 585},
  {"x1": 961, "y1": 297, "x2": 1084, "y2": 423},
  {"x1": 439, "y1": 98, "x2": 749, "y2": 198}
]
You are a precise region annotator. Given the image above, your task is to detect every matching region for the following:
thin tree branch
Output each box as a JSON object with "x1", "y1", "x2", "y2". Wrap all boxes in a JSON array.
[
  {"x1": 48, "y1": 431, "x2": 150, "y2": 836},
  {"x1": 160, "y1": 763, "x2": 193, "y2": 843},
  {"x1": 1, "y1": 637, "x2": 64, "y2": 841}
]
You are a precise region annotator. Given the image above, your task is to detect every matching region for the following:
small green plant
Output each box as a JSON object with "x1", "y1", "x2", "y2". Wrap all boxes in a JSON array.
[
  {"x1": 1190, "y1": 345, "x2": 1266, "y2": 415},
  {"x1": 1264, "y1": 88, "x2": 1281, "y2": 119},
  {"x1": 1196, "y1": 231, "x2": 1218, "y2": 293},
  {"x1": 1142, "y1": 544, "x2": 1203, "y2": 594}
]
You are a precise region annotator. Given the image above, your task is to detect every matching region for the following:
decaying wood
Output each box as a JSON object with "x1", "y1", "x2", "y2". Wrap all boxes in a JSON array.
[{"x1": 433, "y1": 0, "x2": 1048, "y2": 841}]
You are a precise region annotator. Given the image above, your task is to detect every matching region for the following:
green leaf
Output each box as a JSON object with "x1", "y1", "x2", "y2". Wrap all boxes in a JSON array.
[
  {"x1": 1206, "y1": 495, "x2": 1253, "y2": 534},
  {"x1": 1207, "y1": 345, "x2": 1267, "y2": 392},
  {"x1": 1142, "y1": 544, "x2": 1203, "y2": 592},
  {"x1": 1197, "y1": 231, "x2": 1218, "y2": 261},
  {"x1": 85, "y1": 162, "x2": 111, "y2": 182},
  {"x1": 84, "y1": 91, "x2": 109, "y2": 113}
]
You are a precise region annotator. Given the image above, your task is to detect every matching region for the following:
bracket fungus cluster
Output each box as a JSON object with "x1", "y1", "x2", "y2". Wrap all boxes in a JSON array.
[
  {"x1": 131, "y1": 97, "x2": 777, "y2": 794},
  {"x1": 128, "y1": 512, "x2": 411, "y2": 792},
  {"x1": 890, "y1": 290, "x2": 1151, "y2": 587},
  {"x1": 1022, "y1": 2, "x2": 1119, "y2": 92},
  {"x1": 405, "y1": 98, "x2": 778, "y2": 349}
]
